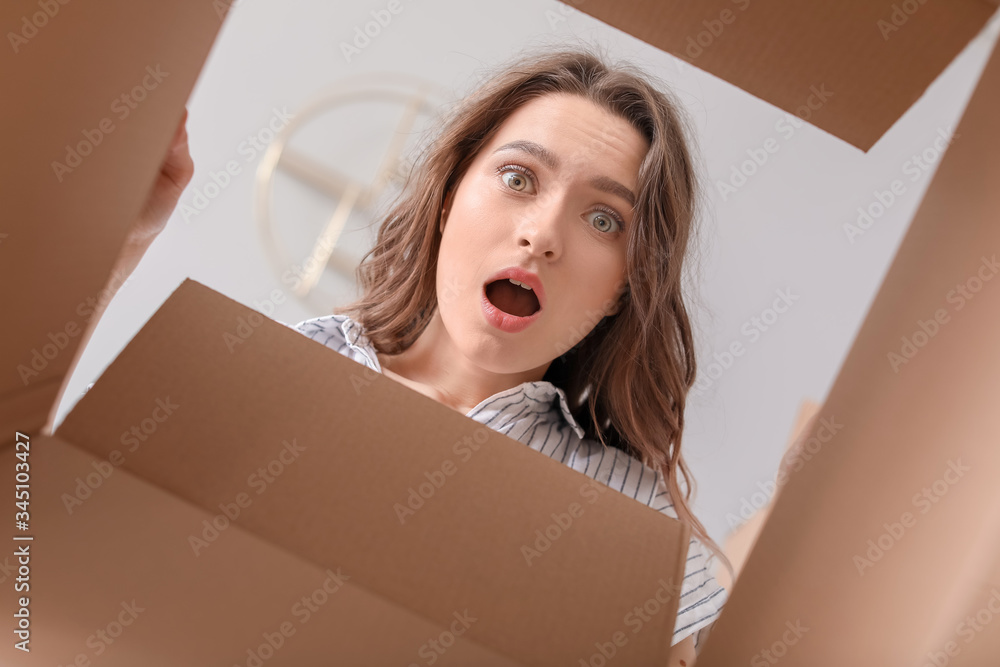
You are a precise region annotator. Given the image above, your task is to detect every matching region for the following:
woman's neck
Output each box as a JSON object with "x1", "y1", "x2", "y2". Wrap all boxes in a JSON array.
[{"x1": 376, "y1": 310, "x2": 550, "y2": 415}]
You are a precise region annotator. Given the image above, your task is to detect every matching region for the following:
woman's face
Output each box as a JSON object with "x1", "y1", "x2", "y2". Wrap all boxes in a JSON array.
[{"x1": 435, "y1": 92, "x2": 649, "y2": 377}]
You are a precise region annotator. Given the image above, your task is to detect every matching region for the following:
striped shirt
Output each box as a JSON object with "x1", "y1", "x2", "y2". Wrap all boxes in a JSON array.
[{"x1": 289, "y1": 312, "x2": 728, "y2": 648}]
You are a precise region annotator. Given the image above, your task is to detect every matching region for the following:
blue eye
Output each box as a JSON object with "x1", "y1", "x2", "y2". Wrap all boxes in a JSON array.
[{"x1": 587, "y1": 207, "x2": 624, "y2": 234}]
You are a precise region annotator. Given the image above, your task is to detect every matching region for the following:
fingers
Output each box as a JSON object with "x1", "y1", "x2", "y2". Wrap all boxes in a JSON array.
[
  {"x1": 161, "y1": 107, "x2": 194, "y2": 191},
  {"x1": 170, "y1": 107, "x2": 189, "y2": 155},
  {"x1": 161, "y1": 142, "x2": 194, "y2": 192}
]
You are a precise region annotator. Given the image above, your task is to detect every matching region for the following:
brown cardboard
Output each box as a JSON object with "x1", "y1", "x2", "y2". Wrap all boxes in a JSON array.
[
  {"x1": 0, "y1": 0, "x2": 232, "y2": 438},
  {"x1": 568, "y1": 0, "x2": 998, "y2": 151},
  {"x1": 945, "y1": 553, "x2": 1000, "y2": 666},
  {"x1": 697, "y1": 30, "x2": 1000, "y2": 666},
  {"x1": 0, "y1": 279, "x2": 690, "y2": 665},
  {"x1": 1, "y1": 434, "x2": 523, "y2": 666},
  {"x1": 7, "y1": 0, "x2": 1000, "y2": 664}
]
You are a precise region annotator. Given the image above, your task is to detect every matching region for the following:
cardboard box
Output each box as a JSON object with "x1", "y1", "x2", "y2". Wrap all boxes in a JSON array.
[
  {"x1": 0, "y1": 0, "x2": 230, "y2": 437},
  {"x1": 4, "y1": 0, "x2": 1000, "y2": 664},
  {"x1": 695, "y1": 35, "x2": 1000, "y2": 665},
  {"x1": 565, "y1": 2, "x2": 1000, "y2": 664},
  {"x1": 571, "y1": 0, "x2": 999, "y2": 151},
  {"x1": 1, "y1": 4, "x2": 691, "y2": 663},
  {"x1": 1, "y1": 279, "x2": 690, "y2": 665}
]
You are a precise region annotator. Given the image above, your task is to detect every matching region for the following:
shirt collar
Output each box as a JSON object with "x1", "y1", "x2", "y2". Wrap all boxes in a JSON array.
[{"x1": 338, "y1": 315, "x2": 587, "y2": 440}]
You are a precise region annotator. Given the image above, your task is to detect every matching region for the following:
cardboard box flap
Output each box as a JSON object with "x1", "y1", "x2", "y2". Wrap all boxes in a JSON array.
[
  {"x1": 1, "y1": 434, "x2": 526, "y2": 666},
  {"x1": 569, "y1": 0, "x2": 998, "y2": 151},
  {"x1": 56, "y1": 278, "x2": 691, "y2": 666},
  {"x1": 697, "y1": 32, "x2": 1000, "y2": 665},
  {"x1": 945, "y1": 550, "x2": 1000, "y2": 666},
  {"x1": 0, "y1": 0, "x2": 232, "y2": 438}
]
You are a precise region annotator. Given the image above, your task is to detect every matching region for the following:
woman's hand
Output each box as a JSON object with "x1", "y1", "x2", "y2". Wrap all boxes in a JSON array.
[
  {"x1": 89, "y1": 109, "x2": 194, "y2": 328},
  {"x1": 113, "y1": 108, "x2": 193, "y2": 278},
  {"x1": 667, "y1": 633, "x2": 697, "y2": 665},
  {"x1": 127, "y1": 106, "x2": 194, "y2": 248}
]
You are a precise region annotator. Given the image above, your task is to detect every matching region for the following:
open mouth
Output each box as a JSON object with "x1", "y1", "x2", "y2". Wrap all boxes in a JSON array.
[{"x1": 484, "y1": 278, "x2": 541, "y2": 318}]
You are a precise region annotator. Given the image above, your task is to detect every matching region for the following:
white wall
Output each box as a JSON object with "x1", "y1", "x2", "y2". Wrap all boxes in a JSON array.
[{"x1": 55, "y1": 0, "x2": 1000, "y2": 548}]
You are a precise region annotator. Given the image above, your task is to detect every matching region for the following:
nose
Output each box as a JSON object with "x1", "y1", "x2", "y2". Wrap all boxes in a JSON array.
[{"x1": 517, "y1": 198, "x2": 564, "y2": 261}]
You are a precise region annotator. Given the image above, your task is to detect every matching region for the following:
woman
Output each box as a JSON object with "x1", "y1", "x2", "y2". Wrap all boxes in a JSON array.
[{"x1": 126, "y1": 46, "x2": 732, "y2": 662}]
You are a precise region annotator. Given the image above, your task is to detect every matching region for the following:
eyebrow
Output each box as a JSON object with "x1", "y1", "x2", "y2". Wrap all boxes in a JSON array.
[{"x1": 491, "y1": 140, "x2": 637, "y2": 208}]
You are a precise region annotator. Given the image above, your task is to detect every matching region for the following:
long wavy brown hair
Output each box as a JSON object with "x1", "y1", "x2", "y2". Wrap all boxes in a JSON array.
[{"x1": 340, "y1": 45, "x2": 735, "y2": 583}]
